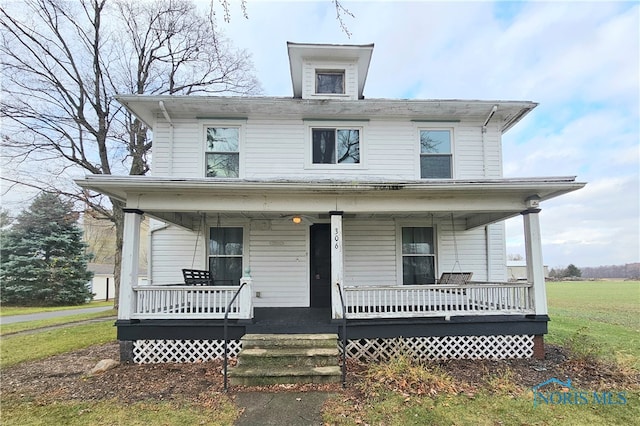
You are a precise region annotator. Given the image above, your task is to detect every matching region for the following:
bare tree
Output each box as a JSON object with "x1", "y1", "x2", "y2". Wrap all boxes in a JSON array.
[{"x1": 1, "y1": 0, "x2": 260, "y2": 307}]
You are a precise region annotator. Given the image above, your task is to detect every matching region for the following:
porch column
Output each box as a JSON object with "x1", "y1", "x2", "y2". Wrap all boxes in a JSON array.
[
  {"x1": 119, "y1": 209, "x2": 143, "y2": 320},
  {"x1": 522, "y1": 202, "x2": 547, "y2": 315},
  {"x1": 330, "y1": 211, "x2": 345, "y2": 319}
]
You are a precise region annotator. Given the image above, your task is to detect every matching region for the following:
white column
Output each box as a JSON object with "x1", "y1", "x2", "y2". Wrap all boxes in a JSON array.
[
  {"x1": 330, "y1": 211, "x2": 344, "y2": 319},
  {"x1": 239, "y1": 275, "x2": 254, "y2": 319},
  {"x1": 119, "y1": 209, "x2": 143, "y2": 320},
  {"x1": 522, "y1": 208, "x2": 547, "y2": 315}
]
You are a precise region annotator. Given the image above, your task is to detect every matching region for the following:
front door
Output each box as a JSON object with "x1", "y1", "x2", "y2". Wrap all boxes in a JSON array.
[{"x1": 310, "y1": 224, "x2": 331, "y2": 308}]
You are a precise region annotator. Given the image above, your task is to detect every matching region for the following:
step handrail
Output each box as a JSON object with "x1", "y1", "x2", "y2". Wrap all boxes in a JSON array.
[
  {"x1": 223, "y1": 282, "x2": 247, "y2": 392},
  {"x1": 336, "y1": 282, "x2": 347, "y2": 388}
]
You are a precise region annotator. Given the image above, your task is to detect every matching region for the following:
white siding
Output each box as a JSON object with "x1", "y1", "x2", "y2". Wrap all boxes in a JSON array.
[
  {"x1": 150, "y1": 225, "x2": 206, "y2": 285},
  {"x1": 343, "y1": 219, "x2": 397, "y2": 286},
  {"x1": 150, "y1": 116, "x2": 503, "y2": 180},
  {"x1": 249, "y1": 220, "x2": 308, "y2": 307},
  {"x1": 437, "y1": 219, "x2": 489, "y2": 281}
]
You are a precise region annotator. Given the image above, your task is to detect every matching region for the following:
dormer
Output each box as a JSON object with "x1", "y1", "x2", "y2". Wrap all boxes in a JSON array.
[{"x1": 287, "y1": 42, "x2": 374, "y2": 100}]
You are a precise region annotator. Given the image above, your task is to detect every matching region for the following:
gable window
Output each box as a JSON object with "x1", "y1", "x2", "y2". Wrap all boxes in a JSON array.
[
  {"x1": 312, "y1": 128, "x2": 360, "y2": 164},
  {"x1": 206, "y1": 127, "x2": 239, "y2": 178},
  {"x1": 209, "y1": 227, "x2": 243, "y2": 285},
  {"x1": 420, "y1": 129, "x2": 452, "y2": 179},
  {"x1": 316, "y1": 70, "x2": 344, "y2": 94},
  {"x1": 402, "y1": 227, "x2": 436, "y2": 285}
]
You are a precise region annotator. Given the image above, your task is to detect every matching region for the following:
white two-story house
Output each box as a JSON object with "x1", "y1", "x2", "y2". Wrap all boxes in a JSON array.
[{"x1": 77, "y1": 42, "x2": 584, "y2": 366}]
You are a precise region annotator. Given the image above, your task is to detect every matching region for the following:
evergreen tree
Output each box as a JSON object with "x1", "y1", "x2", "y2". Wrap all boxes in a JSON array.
[{"x1": 0, "y1": 193, "x2": 93, "y2": 306}]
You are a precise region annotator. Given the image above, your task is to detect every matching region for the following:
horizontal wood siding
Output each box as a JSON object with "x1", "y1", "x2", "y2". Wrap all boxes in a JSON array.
[
  {"x1": 249, "y1": 220, "x2": 308, "y2": 307},
  {"x1": 437, "y1": 219, "x2": 488, "y2": 281},
  {"x1": 150, "y1": 116, "x2": 501, "y2": 180},
  {"x1": 150, "y1": 226, "x2": 205, "y2": 285},
  {"x1": 488, "y1": 223, "x2": 508, "y2": 281},
  {"x1": 244, "y1": 120, "x2": 305, "y2": 178},
  {"x1": 343, "y1": 219, "x2": 397, "y2": 286}
]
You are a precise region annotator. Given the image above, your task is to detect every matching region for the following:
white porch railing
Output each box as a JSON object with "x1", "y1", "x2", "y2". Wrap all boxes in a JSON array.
[
  {"x1": 340, "y1": 282, "x2": 533, "y2": 319},
  {"x1": 131, "y1": 278, "x2": 253, "y2": 320}
]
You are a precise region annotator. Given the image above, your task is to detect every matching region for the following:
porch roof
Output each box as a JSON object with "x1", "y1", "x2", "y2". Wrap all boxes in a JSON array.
[{"x1": 76, "y1": 175, "x2": 585, "y2": 230}]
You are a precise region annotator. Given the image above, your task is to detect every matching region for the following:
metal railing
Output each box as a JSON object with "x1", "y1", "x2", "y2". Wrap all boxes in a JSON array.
[{"x1": 223, "y1": 282, "x2": 247, "y2": 392}]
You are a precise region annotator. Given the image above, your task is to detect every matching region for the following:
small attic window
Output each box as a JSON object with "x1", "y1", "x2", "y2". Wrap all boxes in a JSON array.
[{"x1": 316, "y1": 70, "x2": 344, "y2": 94}]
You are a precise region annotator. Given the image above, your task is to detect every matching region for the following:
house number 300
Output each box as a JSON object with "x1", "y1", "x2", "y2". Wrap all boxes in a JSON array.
[{"x1": 334, "y1": 228, "x2": 340, "y2": 249}]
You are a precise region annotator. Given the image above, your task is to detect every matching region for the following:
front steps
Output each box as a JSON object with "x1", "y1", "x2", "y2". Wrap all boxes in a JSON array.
[{"x1": 229, "y1": 333, "x2": 342, "y2": 386}]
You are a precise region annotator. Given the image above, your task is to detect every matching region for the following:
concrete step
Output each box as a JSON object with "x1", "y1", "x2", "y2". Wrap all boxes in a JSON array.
[
  {"x1": 241, "y1": 333, "x2": 338, "y2": 349},
  {"x1": 229, "y1": 365, "x2": 342, "y2": 386},
  {"x1": 237, "y1": 347, "x2": 339, "y2": 368}
]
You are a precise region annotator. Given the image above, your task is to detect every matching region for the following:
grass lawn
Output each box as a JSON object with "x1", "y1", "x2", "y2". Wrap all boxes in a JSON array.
[
  {"x1": 1, "y1": 398, "x2": 238, "y2": 426},
  {"x1": 0, "y1": 300, "x2": 114, "y2": 316},
  {"x1": 546, "y1": 280, "x2": 640, "y2": 369},
  {"x1": 0, "y1": 309, "x2": 117, "y2": 336},
  {"x1": 1, "y1": 321, "x2": 116, "y2": 368}
]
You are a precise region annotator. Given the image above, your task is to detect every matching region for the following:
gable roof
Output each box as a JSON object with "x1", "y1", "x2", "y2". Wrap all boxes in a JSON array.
[{"x1": 287, "y1": 42, "x2": 374, "y2": 98}]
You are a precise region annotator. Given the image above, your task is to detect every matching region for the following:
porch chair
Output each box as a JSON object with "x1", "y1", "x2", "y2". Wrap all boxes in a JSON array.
[
  {"x1": 182, "y1": 269, "x2": 215, "y2": 286},
  {"x1": 438, "y1": 272, "x2": 473, "y2": 285}
]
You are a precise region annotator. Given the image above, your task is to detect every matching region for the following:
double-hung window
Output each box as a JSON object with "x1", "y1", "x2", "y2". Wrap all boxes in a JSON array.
[
  {"x1": 209, "y1": 227, "x2": 243, "y2": 285},
  {"x1": 402, "y1": 227, "x2": 436, "y2": 285},
  {"x1": 312, "y1": 128, "x2": 360, "y2": 164},
  {"x1": 205, "y1": 127, "x2": 239, "y2": 178},
  {"x1": 420, "y1": 129, "x2": 452, "y2": 179}
]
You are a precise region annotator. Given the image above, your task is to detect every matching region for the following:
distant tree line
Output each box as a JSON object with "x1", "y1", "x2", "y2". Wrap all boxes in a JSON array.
[{"x1": 580, "y1": 263, "x2": 640, "y2": 280}]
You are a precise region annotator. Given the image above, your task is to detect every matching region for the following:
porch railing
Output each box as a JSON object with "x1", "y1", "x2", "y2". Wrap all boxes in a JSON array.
[
  {"x1": 131, "y1": 278, "x2": 253, "y2": 320},
  {"x1": 341, "y1": 282, "x2": 533, "y2": 319}
]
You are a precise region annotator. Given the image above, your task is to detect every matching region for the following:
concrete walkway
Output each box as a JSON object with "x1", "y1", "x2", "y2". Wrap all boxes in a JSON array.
[
  {"x1": 234, "y1": 391, "x2": 334, "y2": 426},
  {"x1": 0, "y1": 306, "x2": 114, "y2": 325}
]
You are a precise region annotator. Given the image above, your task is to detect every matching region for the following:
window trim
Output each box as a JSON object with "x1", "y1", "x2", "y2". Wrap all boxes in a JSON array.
[
  {"x1": 417, "y1": 127, "x2": 455, "y2": 179},
  {"x1": 396, "y1": 222, "x2": 439, "y2": 285},
  {"x1": 304, "y1": 121, "x2": 366, "y2": 170},
  {"x1": 202, "y1": 121, "x2": 245, "y2": 179}
]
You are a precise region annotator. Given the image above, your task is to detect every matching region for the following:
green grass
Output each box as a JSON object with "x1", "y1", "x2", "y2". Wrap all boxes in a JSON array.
[
  {"x1": 0, "y1": 300, "x2": 113, "y2": 316},
  {"x1": 0, "y1": 398, "x2": 239, "y2": 426},
  {"x1": 0, "y1": 321, "x2": 116, "y2": 368},
  {"x1": 546, "y1": 281, "x2": 640, "y2": 369},
  {"x1": 0, "y1": 309, "x2": 117, "y2": 336},
  {"x1": 324, "y1": 389, "x2": 640, "y2": 426}
]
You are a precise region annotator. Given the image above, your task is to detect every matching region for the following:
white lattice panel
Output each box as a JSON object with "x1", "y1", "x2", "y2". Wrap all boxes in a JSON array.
[
  {"x1": 345, "y1": 335, "x2": 533, "y2": 361},
  {"x1": 133, "y1": 339, "x2": 242, "y2": 364}
]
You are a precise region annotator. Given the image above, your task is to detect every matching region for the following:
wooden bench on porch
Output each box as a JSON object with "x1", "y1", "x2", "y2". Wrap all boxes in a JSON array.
[
  {"x1": 182, "y1": 269, "x2": 215, "y2": 286},
  {"x1": 437, "y1": 272, "x2": 473, "y2": 285}
]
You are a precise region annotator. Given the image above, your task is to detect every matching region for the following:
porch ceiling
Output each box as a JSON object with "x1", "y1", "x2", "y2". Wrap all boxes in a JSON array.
[{"x1": 75, "y1": 176, "x2": 585, "y2": 230}]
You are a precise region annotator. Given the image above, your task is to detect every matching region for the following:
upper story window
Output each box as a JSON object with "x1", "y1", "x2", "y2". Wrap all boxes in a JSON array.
[
  {"x1": 206, "y1": 127, "x2": 239, "y2": 178},
  {"x1": 420, "y1": 129, "x2": 452, "y2": 179},
  {"x1": 312, "y1": 128, "x2": 360, "y2": 164},
  {"x1": 316, "y1": 70, "x2": 345, "y2": 94}
]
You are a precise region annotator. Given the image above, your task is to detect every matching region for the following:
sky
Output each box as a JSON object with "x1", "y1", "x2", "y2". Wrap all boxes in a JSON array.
[{"x1": 208, "y1": 0, "x2": 639, "y2": 269}]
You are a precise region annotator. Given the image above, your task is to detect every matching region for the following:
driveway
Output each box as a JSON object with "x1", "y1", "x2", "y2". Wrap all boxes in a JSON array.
[{"x1": 0, "y1": 306, "x2": 114, "y2": 325}]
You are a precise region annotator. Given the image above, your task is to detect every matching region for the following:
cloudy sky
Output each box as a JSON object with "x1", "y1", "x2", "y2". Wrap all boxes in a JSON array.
[{"x1": 212, "y1": 0, "x2": 639, "y2": 268}]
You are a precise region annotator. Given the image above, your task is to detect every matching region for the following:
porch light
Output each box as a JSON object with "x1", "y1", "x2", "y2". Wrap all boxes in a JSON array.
[{"x1": 292, "y1": 216, "x2": 303, "y2": 224}]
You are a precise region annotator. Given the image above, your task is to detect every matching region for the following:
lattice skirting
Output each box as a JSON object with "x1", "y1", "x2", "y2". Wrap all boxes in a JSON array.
[
  {"x1": 132, "y1": 335, "x2": 533, "y2": 364},
  {"x1": 345, "y1": 335, "x2": 534, "y2": 362},
  {"x1": 133, "y1": 339, "x2": 242, "y2": 364}
]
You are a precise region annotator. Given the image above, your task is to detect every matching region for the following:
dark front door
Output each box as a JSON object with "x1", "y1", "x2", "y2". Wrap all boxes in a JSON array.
[{"x1": 310, "y1": 224, "x2": 331, "y2": 308}]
